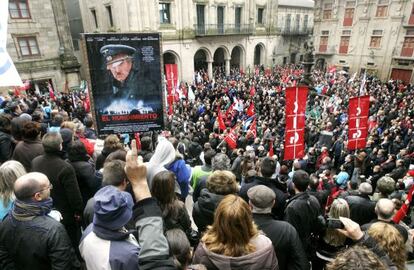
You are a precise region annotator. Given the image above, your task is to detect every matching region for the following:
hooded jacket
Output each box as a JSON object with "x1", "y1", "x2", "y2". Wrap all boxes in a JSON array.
[
  {"x1": 193, "y1": 234, "x2": 278, "y2": 270},
  {"x1": 145, "y1": 138, "x2": 176, "y2": 188},
  {"x1": 192, "y1": 189, "x2": 225, "y2": 233}
]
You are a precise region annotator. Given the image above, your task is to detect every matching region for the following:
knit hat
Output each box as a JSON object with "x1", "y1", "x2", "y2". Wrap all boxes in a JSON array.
[
  {"x1": 247, "y1": 185, "x2": 276, "y2": 209},
  {"x1": 335, "y1": 171, "x2": 350, "y2": 189},
  {"x1": 93, "y1": 185, "x2": 133, "y2": 230}
]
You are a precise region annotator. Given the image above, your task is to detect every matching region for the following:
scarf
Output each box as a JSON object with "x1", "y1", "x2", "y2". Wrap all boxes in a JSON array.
[{"x1": 11, "y1": 198, "x2": 53, "y2": 222}]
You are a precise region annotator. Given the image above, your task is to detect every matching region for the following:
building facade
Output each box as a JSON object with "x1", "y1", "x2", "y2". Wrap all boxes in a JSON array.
[
  {"x1": 7, "y1": 0, "x2": 80, "y2": 93},
  {"x1": 79, "y1": 0, "x2": 313, "y2": 83},
  {"x1": 314, "y1": 0, "x2": 414, "y2": 83}
]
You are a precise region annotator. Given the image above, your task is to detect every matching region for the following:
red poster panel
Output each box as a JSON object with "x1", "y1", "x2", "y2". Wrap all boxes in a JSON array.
[
  {"x1": 284, "y1": 86, "x2": 308, "y2": 160},
  {"x1": 348, "y1": 96, "x2": 370, "y2": 150},
  {"x1": 165, "y1": 64, "x2": 178, "y2": 115}
]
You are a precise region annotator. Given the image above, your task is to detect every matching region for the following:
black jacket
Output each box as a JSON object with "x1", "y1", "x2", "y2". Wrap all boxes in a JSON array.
[
  {"x1": 0, "y1": 131, "x2": 13, "y2": 164},
  {"x1": 344, "y1": 194, "x2": 376, "y2": 225},
  {"x1": 0, "y1": 215, "x2": 80, "y2": 270},
  {"x1": 253, "y1": 213, "x2": 309, "y2": 270},
  {"x1": 284, "y1": 192, "x2": 322, "y2": 258},
  {"x1": 12, "y1": 139, "x2": 44, "y2": 172},
  {"x1": 31, "y1": 152, "x2": 84, "y2": 225},
  {"x1": 240, "y1": 176, "x2": 288, "y2": 220},
  {"x1": 68, "y1": 159, "x2": 100, "y2": 208},
  {"x1": 193, "y1": 189, "x2": 224, "y2": 233}
]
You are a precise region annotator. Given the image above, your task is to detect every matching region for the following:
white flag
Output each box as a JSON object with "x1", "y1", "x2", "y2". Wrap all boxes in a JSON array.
[
  {"x1": 0, "y1": 0, "x2": 23, "y2": 87},
  {"x1": 359, "y1": 72, "x2": 366, "y2": 95},
  {"x1": 188, "y1": 86, "x2": 195, "y2": 101}
]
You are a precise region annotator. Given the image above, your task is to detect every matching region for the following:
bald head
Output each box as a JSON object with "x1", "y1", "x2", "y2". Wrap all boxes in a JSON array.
[
  {"x1": 14, "y1": 172, "x2": 49, "y2": 201},
  {"x1": 375, "y1": 198, "x2": 395, "y2": 221}
]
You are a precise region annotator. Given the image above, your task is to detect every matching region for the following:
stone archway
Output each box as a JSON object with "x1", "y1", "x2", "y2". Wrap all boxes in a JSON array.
[
  {"x1": 194, "y1": 49, "x2": 208, "y2": 71},
  {"x1": 231, "y1": 46, "x2": 243, "y2": 69},
  {"x1": 254, "y1": 43, "x2": 265, "y2": 66}
]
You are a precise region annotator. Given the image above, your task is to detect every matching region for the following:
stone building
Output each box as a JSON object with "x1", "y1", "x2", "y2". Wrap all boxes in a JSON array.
[
  {"x1": 79, "y1": 0, "x2": 313, "y2": 83},
  {"x1": 314, "y1": 0, "x2": 414, "y2": 83},
  {"x1": 7, "y1": 0, "x2": 80, "y2": 93}
]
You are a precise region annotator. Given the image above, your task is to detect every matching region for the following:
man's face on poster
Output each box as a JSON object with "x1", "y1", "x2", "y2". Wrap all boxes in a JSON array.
[{"x1": 106, "y1": 53, "x2": 133, "y2": 82}]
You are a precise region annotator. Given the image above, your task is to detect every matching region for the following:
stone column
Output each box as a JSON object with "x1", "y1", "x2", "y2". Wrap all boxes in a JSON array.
[
  {"x1": 207, "y1": 60, "x2": 213, "y2": 80},
  {"x1": 225, "y1": 58, "x2": 231, "y2": 76}
]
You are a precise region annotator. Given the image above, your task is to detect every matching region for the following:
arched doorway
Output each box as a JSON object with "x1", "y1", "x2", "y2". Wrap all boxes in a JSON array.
[
  {"x1": 254, "y1": 43, "x2": 265, "y2": 66},
  {"x1": 194, "y1": 49, "x2": 208, "y2": 71},
  {"x1": 315, "y1": 58, "x2": 326, "y2": 71},
  {"x1": 231, "y1": 46, "x2": 243, "y2": 69},
  {"x1": 163, "y1": 52, "x2": 176, "y2": 65},
  {"x1": 213, "y1": 47, "x2": 225, "y2": 68}
]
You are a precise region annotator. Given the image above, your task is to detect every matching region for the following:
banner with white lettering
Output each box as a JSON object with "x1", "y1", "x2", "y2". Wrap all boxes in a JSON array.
[
  {"x1": 348, "y1": 96, "x2": 370, "y2": 150},
  {"x1": 0, "y1": 0, "x2": 23, "y2": 87},
  {"x1": 284, "y1": 86, "x2": 308, "y2": 160}
]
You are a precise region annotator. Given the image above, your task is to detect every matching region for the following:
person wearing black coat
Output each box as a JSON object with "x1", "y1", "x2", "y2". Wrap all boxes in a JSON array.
[
  {"x1": 344, "y1": 182, "x2": 376, "y2": 226},
  {"x1": 67, "y1": 141, "x2": 101, "y2": 208},
  {"x1": 249, "y1": 185, "x2": 309, "y2": 270},
  {"x1": 0, "y1": 113, "x2": 14, "y2": 164},
  {"x1": 31, "y1": 132, "x2": 84, "y2": 252}
]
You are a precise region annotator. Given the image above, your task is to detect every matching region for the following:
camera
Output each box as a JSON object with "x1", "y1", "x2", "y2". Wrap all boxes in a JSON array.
[{"x1": 326, "y1": 218, "x2": 344, "y2": 229}]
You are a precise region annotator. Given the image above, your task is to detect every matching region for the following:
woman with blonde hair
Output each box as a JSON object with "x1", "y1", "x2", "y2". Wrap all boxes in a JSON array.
[
  {"x1": 0, "y1": 160, "x2": 26, "y2": 220},
  {"x1": 192, "y1": 194, "x2": 278, "y2": 270},
  {"x1": 367, "y1": 222, "x2": 406, "y2": 270},
  {"x1": 314, "y1": 198, "x2": 351, "y2": 270},
  {"x1": 95, "y1": 134, "x2": 123, "y2": 170}
]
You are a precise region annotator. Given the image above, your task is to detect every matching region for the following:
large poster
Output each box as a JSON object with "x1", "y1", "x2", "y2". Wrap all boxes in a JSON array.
[
  {"x1": 83, "y1": 33, "x2": 164, "y2": 135},
  {"x1": 348, "y1": 96, "x2": 370, "y2": 150},
  {"x1": 284, "y1": 86, "x2": 308, "y2": 160}
]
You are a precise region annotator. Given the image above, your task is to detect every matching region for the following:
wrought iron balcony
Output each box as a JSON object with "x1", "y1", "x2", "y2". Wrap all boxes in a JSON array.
[
  {"x1": 194, "y1": 24, "x2": 253, "y2": 36},
  {"x1": 278, "y1": 27, "x2": 313, "y2": 36}
]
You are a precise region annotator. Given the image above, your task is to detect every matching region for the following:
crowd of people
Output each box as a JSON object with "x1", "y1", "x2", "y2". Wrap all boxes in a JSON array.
[{"x1": 0, "y1": 63, "x2": 413, "y2": 270}]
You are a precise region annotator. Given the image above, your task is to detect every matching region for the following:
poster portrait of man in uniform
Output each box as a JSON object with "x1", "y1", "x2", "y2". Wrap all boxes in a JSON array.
[{"x1": 83, "y1": 33, "x2": 164, "y2": 135}]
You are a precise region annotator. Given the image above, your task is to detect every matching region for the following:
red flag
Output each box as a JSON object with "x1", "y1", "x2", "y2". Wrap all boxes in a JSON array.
[
  {"x1": 284, "y1": 86, "x2": 308, "y2": 160},
  {"x1": 224, "y1": 127, "x2": 238, "y2": 149},
  {"x1": 249, "y1": 86, "x2": 256, "y2": 96},
  {"x1": 269, "y1": 140, "x2": 274, "y2": 157},
  {"x1": 48, "y1": 82, "x2": 56, "y2": 100},
  {"x1": 247, "y1": 118, "x2": 257, "y2": 139},
  {"x1": 14, "y1": 87, "x2": 20, "y2": 97},
  {"x1": 225, "y1": 102, "x2": 236, "y2": 117},
  {"x1": 165, "y1": 64, "x2": 178, "y2": 115},
  {"x1": 247, "y1": 103, "x2": 255, "y2": 117},
  {"x1": 134, "y1": 133, "x2": 142, "y2": 151},
  {"x1": 217, "y1": 110, "x2": 226, "y2": 131},
  {"x1": 347, "y1": 96, "x2": 370, "y2": 150}
]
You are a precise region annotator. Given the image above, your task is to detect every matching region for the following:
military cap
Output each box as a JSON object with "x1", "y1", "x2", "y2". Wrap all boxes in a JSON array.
[{"x1": 100, "y1": 44, "x2": 136, "y2": 65}]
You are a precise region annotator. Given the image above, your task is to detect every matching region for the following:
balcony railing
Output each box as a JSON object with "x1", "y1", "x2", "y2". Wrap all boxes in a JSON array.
[
  {"x1": 194, "y1": 24, "x2": 253, "y2": 36},
  {"x1": 278, "y1": 27, "x2": 313, "y2": 36},
  {"x1": 315, "y1": 45, "x2": 336, "y2": 55}
]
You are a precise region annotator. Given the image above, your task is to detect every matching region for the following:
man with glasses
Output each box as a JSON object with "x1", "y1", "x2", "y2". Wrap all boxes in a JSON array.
[
  {"x1": 98, "y1": 44, "x2": 158, "y2": 114},
  {"x1": 0, "y1": 172, "x2": 80, "y2": 269}
]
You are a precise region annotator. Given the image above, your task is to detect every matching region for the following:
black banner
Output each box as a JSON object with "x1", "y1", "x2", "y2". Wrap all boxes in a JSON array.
[{"x1": 83, "y1": 33, "x2": 164, "y2": 135}]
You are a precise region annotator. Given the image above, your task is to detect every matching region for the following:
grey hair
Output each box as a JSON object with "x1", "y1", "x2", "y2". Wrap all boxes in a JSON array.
[
  {"x1": 42, "y1": 132, "x2": 63, "y2": 152},
  {"x1": 0, "y1": 161, "x2": 26, "y2": 207},
  {"x1": 212, "y1": 153, "x2": 231, "y2": 171}
]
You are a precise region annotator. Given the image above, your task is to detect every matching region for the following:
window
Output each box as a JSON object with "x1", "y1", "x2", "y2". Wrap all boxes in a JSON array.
[
  {"x1": 217, "y1": 6, "x2": 224, "y2": 34},
  {"x1": 323, "y1": 3, "x2": 332, "y2": 20},
  {"x1": 17, "y1": 36, "x2": 40, "y2": 57},
  {"x1": 407, "y1": 29, "x2": 414, "y2": 36},
  {"x1": 90, "y1": 9, "x2": 98, "y2": 28},
  {"x1": 304, "y1": 14, "x2": 308, "y2": 30},
  {"x1": 319, "y1": 36, "x2": 329, "y2": 52},
  {"x1": 409, "y1": 4, "x2": 414, "y2": 25},
  {"x1": 9, "y1": 0, "x2": 30, "y2": 19},
  {"x1": 321, "y1": 30, "x2": 329, "y2": 35},
  {"x1": 106, "y1": 5, "x2": 114, "y2": 27},
  {"x1": 196, "y1": 4, "x2": 205, "y2": 34},
  {"x1": 257, "y1": 8, "x2": 264, "y2": 24},
  {"x1": 295, "y1": 14, "x2": 300, "y2": 31},
  {"x1": 159, "y1": 3, "x2": 171, "y2": 24},
  {"x1": 342, "y1": 30, "x2": 351, "y2": 35},
  {"x1": 376, "y1": 0, "x2": 388, "y2": 17},
  {"x1": 235, "y1": 7, "x2": 242, "y2": 26},
  {"x1": 286, "y1": 14, "x2": 291, "y2": 31},
  {"x1": 343, "y1": 8, "x2": 354, "y2": 26},
  {"x1": 369, "y1": 37, "x2": 381, "y2": 48},
  {"x1": 401, "y1": 37, "x2": 414, "y2": 57},
  {"x1": 339, "y1": 36, "x2": 350, "y2": 54}
]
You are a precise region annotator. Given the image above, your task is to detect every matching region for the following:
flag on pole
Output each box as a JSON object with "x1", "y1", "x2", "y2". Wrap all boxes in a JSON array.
[
  {"x1": 217, "y1": 109, "x2": 226, "y2": 131},
  {"x1": 243, "y1": 115, "x2": 256, "y2": 131},
  {"x1": 359, "y1": 72, "x2": 366, "y2": 95},
  {"x1": 48, "y1": 82, "x2": 56, "y2": 100},
  {"x1": 224, "y1": 127, "x2": 238, "y2": 149},
  {"x1": 247, "y1": 118, "x2": 257, "y2": 139},
  {"x1": 247, "y1": 103, "x2": 255, "y2": 117}
]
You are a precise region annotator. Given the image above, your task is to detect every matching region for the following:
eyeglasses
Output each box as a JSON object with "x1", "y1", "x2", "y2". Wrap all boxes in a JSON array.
[{"x1": 32, "y1": 183, "x2": 53, "y2": 196}]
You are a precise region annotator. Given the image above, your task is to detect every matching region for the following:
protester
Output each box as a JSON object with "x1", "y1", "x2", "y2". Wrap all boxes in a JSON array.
[{"x1": 0, "y1": 160, "x2": 26, "y2": 220}]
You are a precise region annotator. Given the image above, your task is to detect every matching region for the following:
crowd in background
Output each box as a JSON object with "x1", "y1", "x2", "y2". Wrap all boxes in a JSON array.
[{"x1": 0, "y1": 64, "x2": 413, "y2": 269}]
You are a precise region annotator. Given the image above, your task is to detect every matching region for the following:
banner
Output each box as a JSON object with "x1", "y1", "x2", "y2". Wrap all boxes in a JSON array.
[
  {"x1": 224, "y1": 127, "x2": 238, "y2": 149},
  {"x1": 284, "y1": 86, "x2": 308, "y2": 160},
  {"x1": 0, "y1": 1, "x2": 23, "y2": 87},
  {"x1": 217, "y1": 109, "x2": 226, "y2": 131},
  {"x1": 348, "y1": 96, "x2": 370, "y2": 150},
  {"x1": 247, "y1": 103, "x2": 255, "y2": 117},
  {"x1": 83, "y1": 33, "x2": 164, "y2": 135},
  {"x1": 165, "y1": 64, "x2": 178, "y2": 115},
  {"x1": 247, "y1": 118, "x2": 257, "y2": 139}
]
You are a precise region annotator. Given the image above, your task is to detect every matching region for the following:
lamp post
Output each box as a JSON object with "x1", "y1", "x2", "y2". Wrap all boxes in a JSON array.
[{"x1": 301, "y1": 41, "x2": 315, "y2": 89}]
